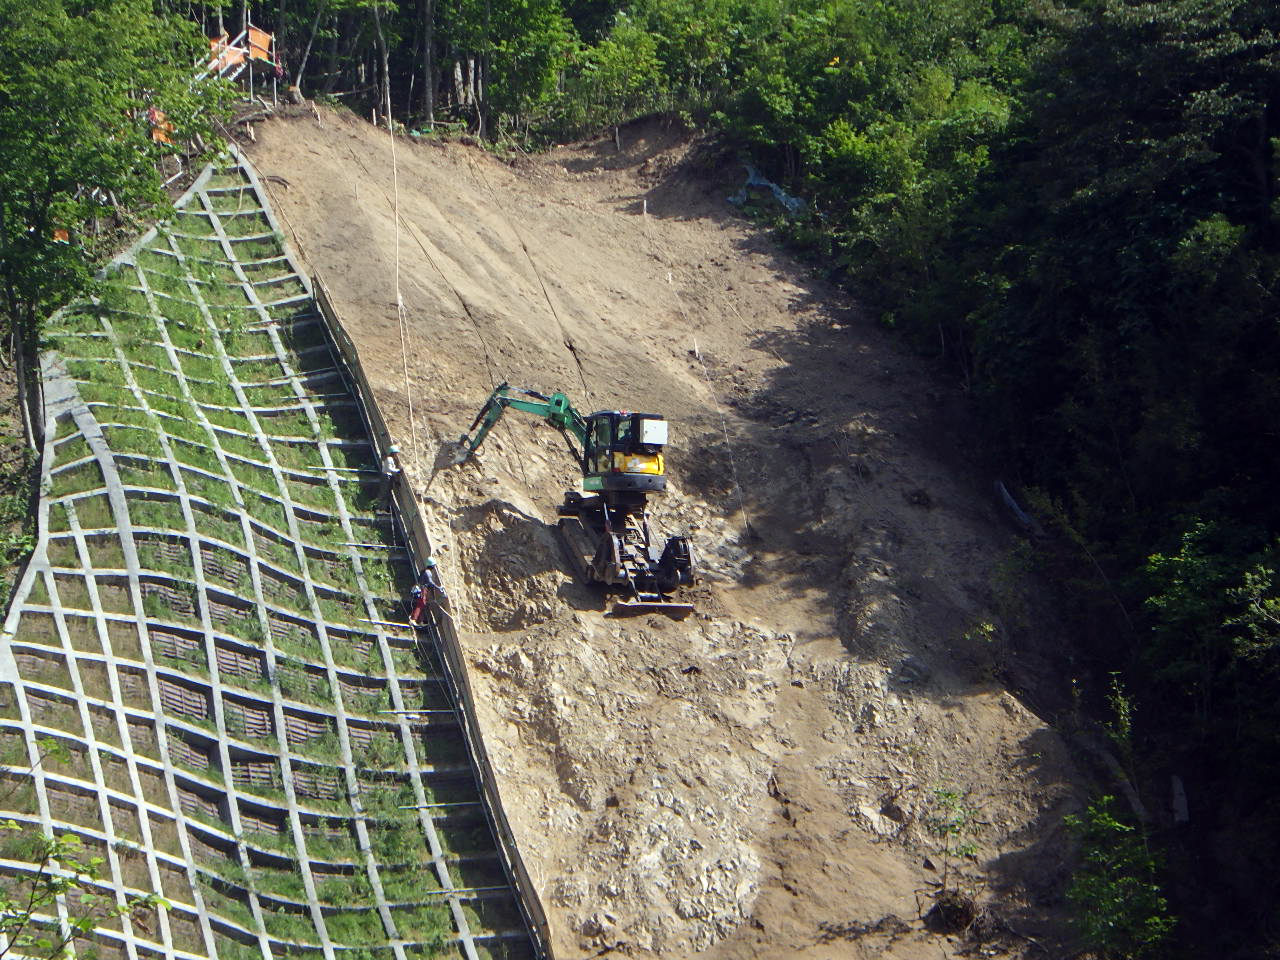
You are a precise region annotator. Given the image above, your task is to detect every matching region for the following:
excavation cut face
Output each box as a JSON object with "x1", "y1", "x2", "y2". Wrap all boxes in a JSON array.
[{"x1": 0, "y1": 156, "x2": 535, "y2": 960}]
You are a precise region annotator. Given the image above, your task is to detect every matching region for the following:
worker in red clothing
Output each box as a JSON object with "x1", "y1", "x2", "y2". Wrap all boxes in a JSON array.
[{"x1": 408, "y1": 557, "x2": 447, "y2": 627}]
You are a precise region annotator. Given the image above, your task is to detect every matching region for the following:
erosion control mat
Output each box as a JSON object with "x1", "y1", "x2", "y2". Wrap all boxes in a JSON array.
[{"x1": 0, "y1": 151, "x2": 538, "y2": 960}]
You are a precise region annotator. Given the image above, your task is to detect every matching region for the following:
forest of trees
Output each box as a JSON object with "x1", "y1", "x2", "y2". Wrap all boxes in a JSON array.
[{"x1": 3, "y1": 0, "x2": 1278, "y2": 956}]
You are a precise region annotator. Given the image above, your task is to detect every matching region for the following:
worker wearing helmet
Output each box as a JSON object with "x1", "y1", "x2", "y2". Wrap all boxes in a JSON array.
[
  {"x1": 379, "y1": 443, "x2": 402, "y2": 511},
  {"x1": 409, "y1": 556, "x2": 447, "y2": 627}
]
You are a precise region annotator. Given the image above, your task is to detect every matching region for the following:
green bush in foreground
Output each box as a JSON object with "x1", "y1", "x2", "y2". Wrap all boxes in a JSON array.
[{"x1": 1065, "y1": 796, "x2": 1175, "y2": 958}]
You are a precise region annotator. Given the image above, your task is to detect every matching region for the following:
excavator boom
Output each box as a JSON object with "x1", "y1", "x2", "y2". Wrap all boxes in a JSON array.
[{"x1": 456, "y1": 382, "x2": 588, "y2": 466}]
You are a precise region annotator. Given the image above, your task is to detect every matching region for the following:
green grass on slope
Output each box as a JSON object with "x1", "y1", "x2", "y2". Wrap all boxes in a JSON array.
[{"x1": 0, "y1": 160, "x2": 533, "y2": 960}]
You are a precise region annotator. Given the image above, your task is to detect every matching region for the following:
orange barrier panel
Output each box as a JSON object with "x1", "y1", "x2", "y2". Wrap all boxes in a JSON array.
[
  {"x1": 248, "y1": 27, "x2": 273, "y2": 61},
  {"x1": 148, "y1": 107, "x2": 174, "y2": 144},
  {"x1": 208, "y1": 35, "x2": 245, "y2": 73}
]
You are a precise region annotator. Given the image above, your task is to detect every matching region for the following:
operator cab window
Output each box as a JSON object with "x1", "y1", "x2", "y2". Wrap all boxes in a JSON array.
[{"x1": 592, "y1": 418, "x2": 612, "y2": 472}]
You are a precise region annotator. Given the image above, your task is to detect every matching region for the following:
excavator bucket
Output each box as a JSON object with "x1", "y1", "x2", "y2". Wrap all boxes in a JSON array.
[
  {"x1": 612, "y1": 597, "x2": 694, "y2": 618},
  {"x1": 451, "y1": 434, "x2": 474, "y2": 465}
]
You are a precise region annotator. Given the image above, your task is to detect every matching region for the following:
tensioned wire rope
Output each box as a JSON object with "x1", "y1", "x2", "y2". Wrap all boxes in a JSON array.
[
  {"x1": 460, "y1": 150, "x2": 596, "y2": 409},
  {"x1": 460, "y1": 128, "x2": 757, "y2": 546},
  {"x1": 384, "y1": 94, "x2": 419, "y2": 470},
  {"x1": 360, "y1": 96, "x2": 599, "y2": 497}
]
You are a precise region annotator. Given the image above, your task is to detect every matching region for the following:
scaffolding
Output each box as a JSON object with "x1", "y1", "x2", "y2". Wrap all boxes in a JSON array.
[{"x1": 203, "y1": 23, "x2": 280, "y2": 105}]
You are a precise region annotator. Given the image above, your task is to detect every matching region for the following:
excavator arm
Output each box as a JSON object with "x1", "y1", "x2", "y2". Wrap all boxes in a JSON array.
[{"x1": 456, "y1": 382, "x2": 590, "y2": 467}]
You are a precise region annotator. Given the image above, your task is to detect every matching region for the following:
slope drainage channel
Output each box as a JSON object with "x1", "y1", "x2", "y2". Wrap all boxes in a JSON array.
[{"x1": 0, "y1": 154, "x2": 537, "y2": 960}]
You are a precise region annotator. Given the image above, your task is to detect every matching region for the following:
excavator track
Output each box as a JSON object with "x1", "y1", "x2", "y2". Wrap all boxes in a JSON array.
[
  {"x1": 556, "y1": 496, "x2": 694, "y2": 617},
  {"x1": 612, "y1": 597, "x2": 695, "y2": 616}
]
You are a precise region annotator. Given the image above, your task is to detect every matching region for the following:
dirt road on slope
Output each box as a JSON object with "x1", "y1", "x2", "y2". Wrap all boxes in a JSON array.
[{"x1": 248, "y1": 106, "x2": 1085, "y2": 959}]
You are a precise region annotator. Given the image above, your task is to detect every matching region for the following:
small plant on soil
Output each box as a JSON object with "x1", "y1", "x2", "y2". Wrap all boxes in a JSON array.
[{"x1": 922, "y1": 786, "x2": 979, "y2": 933}]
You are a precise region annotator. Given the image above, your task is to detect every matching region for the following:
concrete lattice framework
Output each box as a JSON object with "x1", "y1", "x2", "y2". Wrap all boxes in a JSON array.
[{"x1": 0, "y1": 155, "x2": 534, "y2": 960}]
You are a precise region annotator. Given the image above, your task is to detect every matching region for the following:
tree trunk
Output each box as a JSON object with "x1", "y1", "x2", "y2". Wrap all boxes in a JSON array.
[
  {"x1": 1258, "y1": 98, "x2": 1277, "y2": 232},
  {"x1": 406, "y1": 2, "x2": 421, "y2": 116},
  {"x1": 277, "y1": 0, "x2": 286, "y2": 62},
  {"x1": 324, "y1": 17, "x2": 366, "y2": 95},
  {"x1": 293, "y1": 0, "x2": 327, "y2": 89},
  {"x1": 371, "y1": 0, "x2": 392, "y2": 123},
  {"x1": 477, "y1": 52, "x2": 487, "y2": 138},
  {"x1": 421, "y1": 0, "x2": 435, "y2": 122},
  {"x1": 320, "y1": 13, "x2": 342, "y2": 94},
  {"x1": 477, "y1": 0, "x2": 490, "y2": 137},
  {"x1": 5, "y1": 274, "x2": 40, "y2": 451},
  {"x1": 14, "y1": 324, "x2": 35, "y2": 452}
]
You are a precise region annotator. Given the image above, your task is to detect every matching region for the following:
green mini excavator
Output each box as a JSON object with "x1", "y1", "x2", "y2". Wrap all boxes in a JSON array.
[{"x1": 456, "y1": 383, "x2": 696, "y2": 613}]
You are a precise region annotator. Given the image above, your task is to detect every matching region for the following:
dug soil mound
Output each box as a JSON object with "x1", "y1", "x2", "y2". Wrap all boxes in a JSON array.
[{"x1": 249, "y1": 106, "x2": 1084, "y2": 959}]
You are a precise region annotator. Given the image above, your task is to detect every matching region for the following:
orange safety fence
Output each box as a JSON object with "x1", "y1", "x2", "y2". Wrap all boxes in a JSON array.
[
  {"x1": 148, "y1": 106, "x2": 175, "y2": 144},
  {"x1": 248, "y1": 27, "x2": 273, "y2": 61},
  {"x1": 207, "y1": 34, "x2": 246, "y2": 73},
  {"x1": 206, "y1": 27, "x2": 275, "y2": 74}
]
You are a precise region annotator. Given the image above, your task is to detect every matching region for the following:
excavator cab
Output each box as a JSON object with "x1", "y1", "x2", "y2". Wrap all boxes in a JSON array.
[{"x1": 582, "y1": 412, "x2": 669, "y2": 494}]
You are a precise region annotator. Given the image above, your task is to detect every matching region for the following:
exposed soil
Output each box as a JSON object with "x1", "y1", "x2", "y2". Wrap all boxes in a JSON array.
[{"x1": 248, "y1": 106, "x2": 1086, "y2": 959}]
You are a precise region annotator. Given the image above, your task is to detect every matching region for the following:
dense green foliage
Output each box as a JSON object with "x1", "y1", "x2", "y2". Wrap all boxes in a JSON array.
[
  {"x1": 260, "y1": 0, "x2": 1032, "y2": 308},
  {"x1": 1065, "y1": 796, "x2": 1175, "y2": 957},
  {"x1": 0, "y1": 0, "x2": 226, "y2": 338},
  {"x1": 928, "y1": 13, "x2": 1280, "y2": 951}
]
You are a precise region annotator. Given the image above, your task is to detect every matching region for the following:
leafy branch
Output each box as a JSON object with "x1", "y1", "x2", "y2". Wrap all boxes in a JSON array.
[{"x1": 0, "y1": 739, "x2": 167, "y2": 960}]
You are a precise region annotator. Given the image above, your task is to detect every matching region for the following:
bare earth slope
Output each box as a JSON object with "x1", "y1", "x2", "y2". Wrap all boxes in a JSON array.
[{"x1": 248, "y1": 107, "x2": 1083, "y2": 959}]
